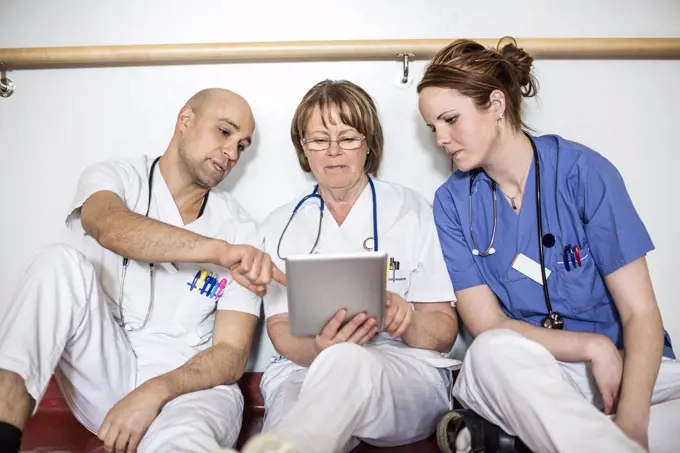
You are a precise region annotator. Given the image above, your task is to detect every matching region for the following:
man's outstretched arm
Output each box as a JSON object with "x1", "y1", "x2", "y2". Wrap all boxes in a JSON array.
[{"x1": 81, "y1": 191, "x2": 285, "y2": 293}]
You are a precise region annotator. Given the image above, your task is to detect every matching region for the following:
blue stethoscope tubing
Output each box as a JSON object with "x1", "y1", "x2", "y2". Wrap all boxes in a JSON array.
[{"x1": 277, "y1": 176, "x2": 378, "y2": 260}]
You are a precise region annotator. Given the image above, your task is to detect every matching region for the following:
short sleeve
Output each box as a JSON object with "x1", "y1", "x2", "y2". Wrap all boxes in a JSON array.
[
  {"x1": 260, "y1": 215, "x2": 290, "y2": 320},
  {"x1": 579, "y1": 155, "x2": 654, "y2": 276},
  {"x1": 215, "y1": 202, "x2": 264, "y2": 316},
  {"x1": 261, "y1": 280, "x2": 288, "y2": 319},
  {"x1": 406, "y1": 202, "x2": 457, "y2": 304},
  {"x1": 433, "y1": 187, "x2": 486, "y2": 291},
  {"x1": 65, "y1": 159, "x2": 139, "y2": 235}
]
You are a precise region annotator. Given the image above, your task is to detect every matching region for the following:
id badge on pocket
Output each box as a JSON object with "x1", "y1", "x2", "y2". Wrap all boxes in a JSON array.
[{"x1": 511, "y1": 253, "x2": 551, "y2": 285}]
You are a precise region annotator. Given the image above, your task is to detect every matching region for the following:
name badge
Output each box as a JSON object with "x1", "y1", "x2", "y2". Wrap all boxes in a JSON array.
[{"x1": 511, "y1": 253, "x2": 551, "y2": 285}]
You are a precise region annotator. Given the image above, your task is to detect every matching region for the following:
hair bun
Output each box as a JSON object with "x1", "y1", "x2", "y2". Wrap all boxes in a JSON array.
[{"x1": 498, "y1": 39, "x2": 537, "y2": 97}]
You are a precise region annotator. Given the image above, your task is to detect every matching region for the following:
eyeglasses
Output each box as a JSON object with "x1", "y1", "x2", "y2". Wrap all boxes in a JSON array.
[{"x1": 302, "y1": 135, "x2": 365, "y2": 152}]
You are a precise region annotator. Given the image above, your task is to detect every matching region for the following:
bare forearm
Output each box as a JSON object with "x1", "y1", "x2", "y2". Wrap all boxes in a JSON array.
[
  {"x1": 459, "y1": 287, "x2": 603, "y2": 362},
  {"x1": 99, "y1": 209, "x2": 219, "y2": 264},
  {"x1": 81, "y1": 192, "x2": 222, "y2": 264},
  {"x1": 617, "y1": 310, "x2": 663, "y2": 421},
  {"x1": 151, "y1": 344, "x2": 247, "y2": 403},
  {"x1": 604, "y1": 257, "x2": 664, "y2": 424},
  {"x1": 402, "y1": 310, "x2": 457, "y2": 353},
  {"x1": 494, "y1": 318, "x2": 602, "y2": 363},
  {"x1": 269, "y1": 323, "x2": 319, "y2": 367}
]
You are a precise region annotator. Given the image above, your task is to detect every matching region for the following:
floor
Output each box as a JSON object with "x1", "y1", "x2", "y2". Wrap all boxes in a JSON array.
[{"x1": 19, "y1": 375, "x2": 442, "y2": 453}]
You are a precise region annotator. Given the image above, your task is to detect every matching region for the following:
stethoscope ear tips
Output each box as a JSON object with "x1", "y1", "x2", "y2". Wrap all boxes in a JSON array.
[
  {"x1": 472, "y1": 249, "x2": 480, "y2": 256},
  {"x1": 488, "y1": 248, "x2": 496, "y2": 255}
]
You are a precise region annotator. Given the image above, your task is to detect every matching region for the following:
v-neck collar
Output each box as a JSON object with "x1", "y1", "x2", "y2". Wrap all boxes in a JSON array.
[
  {"x1": 148, "y1": 157, "x2": 209, "y2": 230},
  {"x1": 472, "y1": 156, "x2": 537, "y2": 259},
  {"x1": 317, "y1": 180, "x2": 374, "y2": 253},
  {"x1": 515, "y1": 153, "x2": 537, "y2": 254}
]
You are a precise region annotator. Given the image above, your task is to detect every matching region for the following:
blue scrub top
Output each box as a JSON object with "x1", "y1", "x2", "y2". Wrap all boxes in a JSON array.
[{"x1": 434, "y1": 134, "x2": 674, "y2": 359}]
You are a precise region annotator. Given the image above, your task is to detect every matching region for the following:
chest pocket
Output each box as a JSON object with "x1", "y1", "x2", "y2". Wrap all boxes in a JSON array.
[
  {"x1": 551, "y1": 242, "x2": 608, "y2": 318},
  {"x1": 379, "y1": 235, "x2": 412, "y2": 298},
  {"x1": 386, "y1": 254, "x2": 411, "y2": 297},
  {"x1": 500, "y1": 263, "x2": 549, "y2": 319},
  {"x1": 173, "y1": 266, "x2": 225, "y2": 335}
]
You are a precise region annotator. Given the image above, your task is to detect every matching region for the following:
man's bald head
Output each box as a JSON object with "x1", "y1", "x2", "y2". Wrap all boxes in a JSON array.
[
  {"x1": 170, "y1": 87, "x2": 256, "y2": 189},
  {"x1": 185, "y1": 88, "x2": 253, "y2": 119}
]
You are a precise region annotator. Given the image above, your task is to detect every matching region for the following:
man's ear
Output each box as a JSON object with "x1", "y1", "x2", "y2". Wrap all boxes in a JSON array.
[{"x1": 176, "y1": 105, "x2": 195, "y2": 133}]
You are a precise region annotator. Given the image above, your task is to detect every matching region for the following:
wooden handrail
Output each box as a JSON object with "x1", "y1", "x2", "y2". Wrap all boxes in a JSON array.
[{"x1": 1, "y1": 38, "x2": 680, "y2": 69}]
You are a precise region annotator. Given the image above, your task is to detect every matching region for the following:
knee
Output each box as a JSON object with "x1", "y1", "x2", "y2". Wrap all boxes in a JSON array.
[
  {"x1": 464, "y1": 329, "x2": 534, "y2": 373},
  {"x1": 315, "y1": 342, "x2": 374, "y2": 367},
  {"x1": 34, "y1": 243, "x2": 91, "y2": 272},
  {"x1": 139, "y1": 388, "x2": 242, "y2": 450},
  {"x1": 313, "y1": 342, "x2": 382, "y2": 379}
]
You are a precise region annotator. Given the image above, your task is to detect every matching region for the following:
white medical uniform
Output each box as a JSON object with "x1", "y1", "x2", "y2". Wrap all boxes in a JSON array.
[
  {"x1": 258, "y1": 178, "x2": 461, "y2": 453},
  {"x1": 0, "y1": 155, "x2": 262, "y2": 452}
]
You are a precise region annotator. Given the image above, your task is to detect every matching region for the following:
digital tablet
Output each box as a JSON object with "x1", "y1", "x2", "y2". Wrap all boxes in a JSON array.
[{"x1": 285, "y1": 251, "x2": 388, "y2": 336}]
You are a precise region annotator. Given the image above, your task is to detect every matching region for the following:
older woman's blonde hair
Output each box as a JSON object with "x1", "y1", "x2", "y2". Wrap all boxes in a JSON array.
[{"x1": 290, "y1": 79, "x2": 384, "y2": 175}]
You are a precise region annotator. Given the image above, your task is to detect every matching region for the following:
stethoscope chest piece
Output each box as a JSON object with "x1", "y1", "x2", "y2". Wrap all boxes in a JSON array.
[
  {"x1": 363, "y1": 237, "x2": 375, "y2": 251},
  {"x1": 542, "y1": 312, "x2": 564, "y2": 330}
]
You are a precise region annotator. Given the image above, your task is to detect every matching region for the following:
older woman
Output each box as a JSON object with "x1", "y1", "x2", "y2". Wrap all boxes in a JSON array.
[{"x1": 241, "y1": 79, "x2": 460, "y2": 453}]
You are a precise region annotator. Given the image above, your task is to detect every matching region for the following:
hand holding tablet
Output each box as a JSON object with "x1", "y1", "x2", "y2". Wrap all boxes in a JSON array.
[
  {"x1": 313, "y1": 309, "x2": 378, "y2": 352},
  {"x1": 285, "y1": 251, "x2": 388, "y2": 337}
]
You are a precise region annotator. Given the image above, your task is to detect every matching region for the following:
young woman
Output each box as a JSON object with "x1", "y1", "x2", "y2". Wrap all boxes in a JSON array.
[{"x1": 417, "y1": 38, "x2": 680, "y2": 453}]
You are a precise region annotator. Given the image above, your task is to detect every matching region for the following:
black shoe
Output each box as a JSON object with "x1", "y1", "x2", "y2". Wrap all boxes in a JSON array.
[{"x1": 436, "y1": 409, "x2": 533, "y2": 453}]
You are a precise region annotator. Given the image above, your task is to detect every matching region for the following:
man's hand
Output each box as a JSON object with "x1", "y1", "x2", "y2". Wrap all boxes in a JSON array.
[
  {"x1": 97, "y1": 381, "x2": 168, "y2": 453},
  {"x1": 587, "y1": 335, "x2": 624, "y2": 415},
  {"x1": 314, "y1": 309, "x2": 377, "y2": 352},
  {"x1": 615, "y1": 413, "x2": 649, "y2": 451},
  {"x1": 384, "y1": 292, "x2": 413, "y2": 338},
  {"x1": 215, "y1": 242, "x2": 286, "y2": 296}
]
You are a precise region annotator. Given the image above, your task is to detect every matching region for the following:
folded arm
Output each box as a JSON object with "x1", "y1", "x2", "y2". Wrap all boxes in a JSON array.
[{"x1": 457, "y1": 284, "x2": 605, "y2": 363}]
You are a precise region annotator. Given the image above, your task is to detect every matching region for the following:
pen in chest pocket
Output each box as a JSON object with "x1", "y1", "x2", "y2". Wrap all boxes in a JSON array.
[{"x1": 186, "y1": 270, "x2": 228, "y2": 301}]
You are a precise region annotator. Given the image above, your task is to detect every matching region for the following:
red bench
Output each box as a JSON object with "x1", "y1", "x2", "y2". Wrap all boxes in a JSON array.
[{"x1": 20, "y1": 374, "x2": 441, "y2": 452}]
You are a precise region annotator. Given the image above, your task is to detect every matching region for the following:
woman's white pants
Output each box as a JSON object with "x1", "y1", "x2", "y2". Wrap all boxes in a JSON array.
[
  {"x1": 0, "y1": 244, "x2": 243, "y2": 452},
  {"x1": 259, "y1": 342, "x2": 453, "y2": 453},
  {"x1": 453, "y1": 329, "x2": 680, "y2": 453}
]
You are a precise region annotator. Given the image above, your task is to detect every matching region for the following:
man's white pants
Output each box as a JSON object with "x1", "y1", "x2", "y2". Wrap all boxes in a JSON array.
[
  {"x1": 259, "y1": 342, "x2": 452, "y2": 453},
  {"x1": 0, "y1": 244, "x2": 243, "y2": 452},
  {"x1": 453, "y1": 329, "x2": 680, "y2": 453}
]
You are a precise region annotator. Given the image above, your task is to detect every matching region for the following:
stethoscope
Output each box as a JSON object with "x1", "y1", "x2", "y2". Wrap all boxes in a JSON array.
[
  {"x1": 469, "y1": 134, "x2": 564, "y2": 330},
  {"x1": 116, "y1": 156, "x2": 209, "y2": 331},
  {"x1": 277, "y1": 176, "x2": 379, "y2": 260}
]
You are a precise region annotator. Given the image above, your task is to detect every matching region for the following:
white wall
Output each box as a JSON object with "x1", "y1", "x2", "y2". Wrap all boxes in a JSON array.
[{"x1": 1, "y1": 0, "x2": 679, "y2": 371}]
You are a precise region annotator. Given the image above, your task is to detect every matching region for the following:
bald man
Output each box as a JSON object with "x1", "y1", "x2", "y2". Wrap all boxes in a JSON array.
[{"x1": 0, "y1": 88, "x2": 284, "y2": 453}]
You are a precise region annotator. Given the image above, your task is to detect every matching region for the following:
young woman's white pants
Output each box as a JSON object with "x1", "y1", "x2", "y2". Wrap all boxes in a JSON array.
[
  {"x1": 0, "y1": 244, "x2": 243, "y2": 452},
  {"x1": 453, "y1": 328, "x2": 680, "y2": 453},
  {"x1": 259, "y1": 341, "x2": 453, "y2": 453}
]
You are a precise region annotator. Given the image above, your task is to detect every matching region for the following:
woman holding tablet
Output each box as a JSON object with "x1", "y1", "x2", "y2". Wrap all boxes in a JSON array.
[{"x1": 245, "y1": 79, "x2": 460, "y2": 453}]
